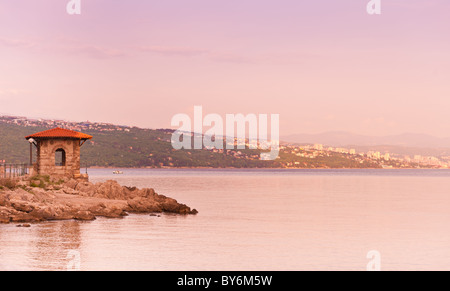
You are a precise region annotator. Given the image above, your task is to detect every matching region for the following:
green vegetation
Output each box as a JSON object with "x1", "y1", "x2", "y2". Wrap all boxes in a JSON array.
[
  {"x1": 0, "y1": 121, "x2": 382, "y2": 169},
  {"x1": 28, "y1": 175, "x2": 63, "y2": 189},
  {"x1": 79, "y1": 127, "x2": 275, "y2": 168},
  {"x1": 0, "y1": 123, "x2": 48, "y2": 163},
  {"x1": 30, "y1": 175, "x2": 50, "y2": 188},
  {"x1": 277, "y1": 151, "x2": 381, "y2": 169},
  {"x1": 0, "y1": 122, "x2": 273, "y2": 168}
]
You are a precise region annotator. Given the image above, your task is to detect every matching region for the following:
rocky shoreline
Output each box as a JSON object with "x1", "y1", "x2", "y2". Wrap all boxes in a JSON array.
[{"x1": 0, "y1": 176, "x2": 198, "y2": 224}]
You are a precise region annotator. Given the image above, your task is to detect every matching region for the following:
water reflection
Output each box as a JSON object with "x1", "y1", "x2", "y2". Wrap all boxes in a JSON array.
[{"x1": 29, "y1": 221, "x2": 84, "y2": 270}]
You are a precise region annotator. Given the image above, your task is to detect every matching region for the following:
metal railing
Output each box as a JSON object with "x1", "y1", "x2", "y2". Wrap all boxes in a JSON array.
[{"x1": 0, "y1": 163, "x2": 30, "y2": 179}]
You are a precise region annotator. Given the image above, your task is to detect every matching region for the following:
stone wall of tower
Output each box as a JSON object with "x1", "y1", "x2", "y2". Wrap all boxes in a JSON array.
[{"x1": 36, "y1": 138, "x2": 81, "y2": 178}]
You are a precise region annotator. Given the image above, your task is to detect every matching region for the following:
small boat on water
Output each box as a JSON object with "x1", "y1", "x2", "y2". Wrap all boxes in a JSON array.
[{"x1": 113, "y1": 170, "x2": 124, "y2": 175}]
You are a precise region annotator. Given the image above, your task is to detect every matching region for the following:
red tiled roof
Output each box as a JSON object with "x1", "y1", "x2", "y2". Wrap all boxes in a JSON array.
[{"x1": 25, "y1": 128, "x2": 93, "y2": 140}]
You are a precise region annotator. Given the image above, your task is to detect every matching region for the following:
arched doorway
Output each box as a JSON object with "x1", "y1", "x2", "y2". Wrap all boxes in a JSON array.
[{"x1": 55, "y1": 148, "x2": 66, "y2": 167}]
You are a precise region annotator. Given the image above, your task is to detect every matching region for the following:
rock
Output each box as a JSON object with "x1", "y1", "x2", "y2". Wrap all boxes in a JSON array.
[
  {"x1": 64, "y1": 179, "x2": 79, "y2": 190},
  {"x1": 0, "y1": 211, "x2": 10, "y2": 223},
  {"x1": 88, "y1": 204, "x2": 127, "y2": 218},
  {"x1": 136, "y1": 188, "x2": 156, "y2": 199},
  {"x1": 127, "y1": 197, "x2": 162, "y2": 213},
  {"x1": 157, "y1": 197, "x2": 198, "y2": 215},
  {"x1": 16, "y1": 180, "x2": 29, "y2": 188},
  {"x1": 31, "y1": 187, "x2": 56, "y2": 199},
  {"x1": 11, "y1": 213, "x2": 41, "y2": 223},
  {"x1": 0, "y1": 195, "x2": 9, "y2": 207},
  {"x1": 9, "y1": 188, "x2": 35, "y2": 202},
  {"x1": 102, "y1": 208, "x2": 128, "y2": 218},
  {"x1": 73, "y1": 211, "x2": 96, "y2": 221},
  {"x1": 95, "y1": 180, "x2": 126, "y2": 200},
  {"x1": 0, "y1": 177, "x2": 197, "y2": 223},
  {"x1": 125, "y1": 186, "x2": 137, "y2": 192},
  {"x1": 11, "y1": 202, "x2": 34, "y2": 213},
  {"x1": 62, "y1": 188, "x2": 79, "y2": 195},
  {"x1": 16, "y1": 224, "x2": 31, "y2": 228},
  {"x1": 74, "y1": 182, "x2": 97, "y2": 196}
]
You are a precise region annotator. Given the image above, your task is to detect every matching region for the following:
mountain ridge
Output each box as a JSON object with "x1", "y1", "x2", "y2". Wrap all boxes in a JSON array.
[{"x1": 282, "y1": 131, "x2": 450, "y2": 149}]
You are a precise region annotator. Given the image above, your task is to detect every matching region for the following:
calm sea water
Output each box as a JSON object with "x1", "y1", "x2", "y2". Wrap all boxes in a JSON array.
[{"x1": 1, "y1": 169, "x2": 450, "y2": 271}]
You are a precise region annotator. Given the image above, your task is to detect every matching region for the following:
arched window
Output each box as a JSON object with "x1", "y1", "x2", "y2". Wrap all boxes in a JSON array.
[{"x1": 55, "y1": 148, "x2": 66, "y2": 166}]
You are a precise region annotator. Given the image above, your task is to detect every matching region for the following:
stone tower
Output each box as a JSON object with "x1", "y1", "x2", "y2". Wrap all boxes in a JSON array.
[{"x1": 25, "y1": 128, "x2": 92, "y2": 180}]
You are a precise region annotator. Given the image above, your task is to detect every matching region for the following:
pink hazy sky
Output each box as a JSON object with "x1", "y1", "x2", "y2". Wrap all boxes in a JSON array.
[{"x1": 0, "y1": 0, "x2": 449, "y2": 137}]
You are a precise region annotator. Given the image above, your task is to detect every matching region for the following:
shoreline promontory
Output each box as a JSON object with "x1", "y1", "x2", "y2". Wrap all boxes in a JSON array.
[{"x1": 0, "y1": 176, "x2": 198, "y2": 224}]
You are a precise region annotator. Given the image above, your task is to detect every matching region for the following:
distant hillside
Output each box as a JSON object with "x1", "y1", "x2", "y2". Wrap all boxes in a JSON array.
[
  {"x1": 0, "y1": 121, "x2": 272, "y2": 168},
  {"x1": 0, "y1": 123, "x2": 47, "y2": 163},
  {"x1": 2, "y1": 119, "x2": 433, "y2": 169},
  {"x1": 282, "y1": 131, "x2": 450, "y2": 154}
]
